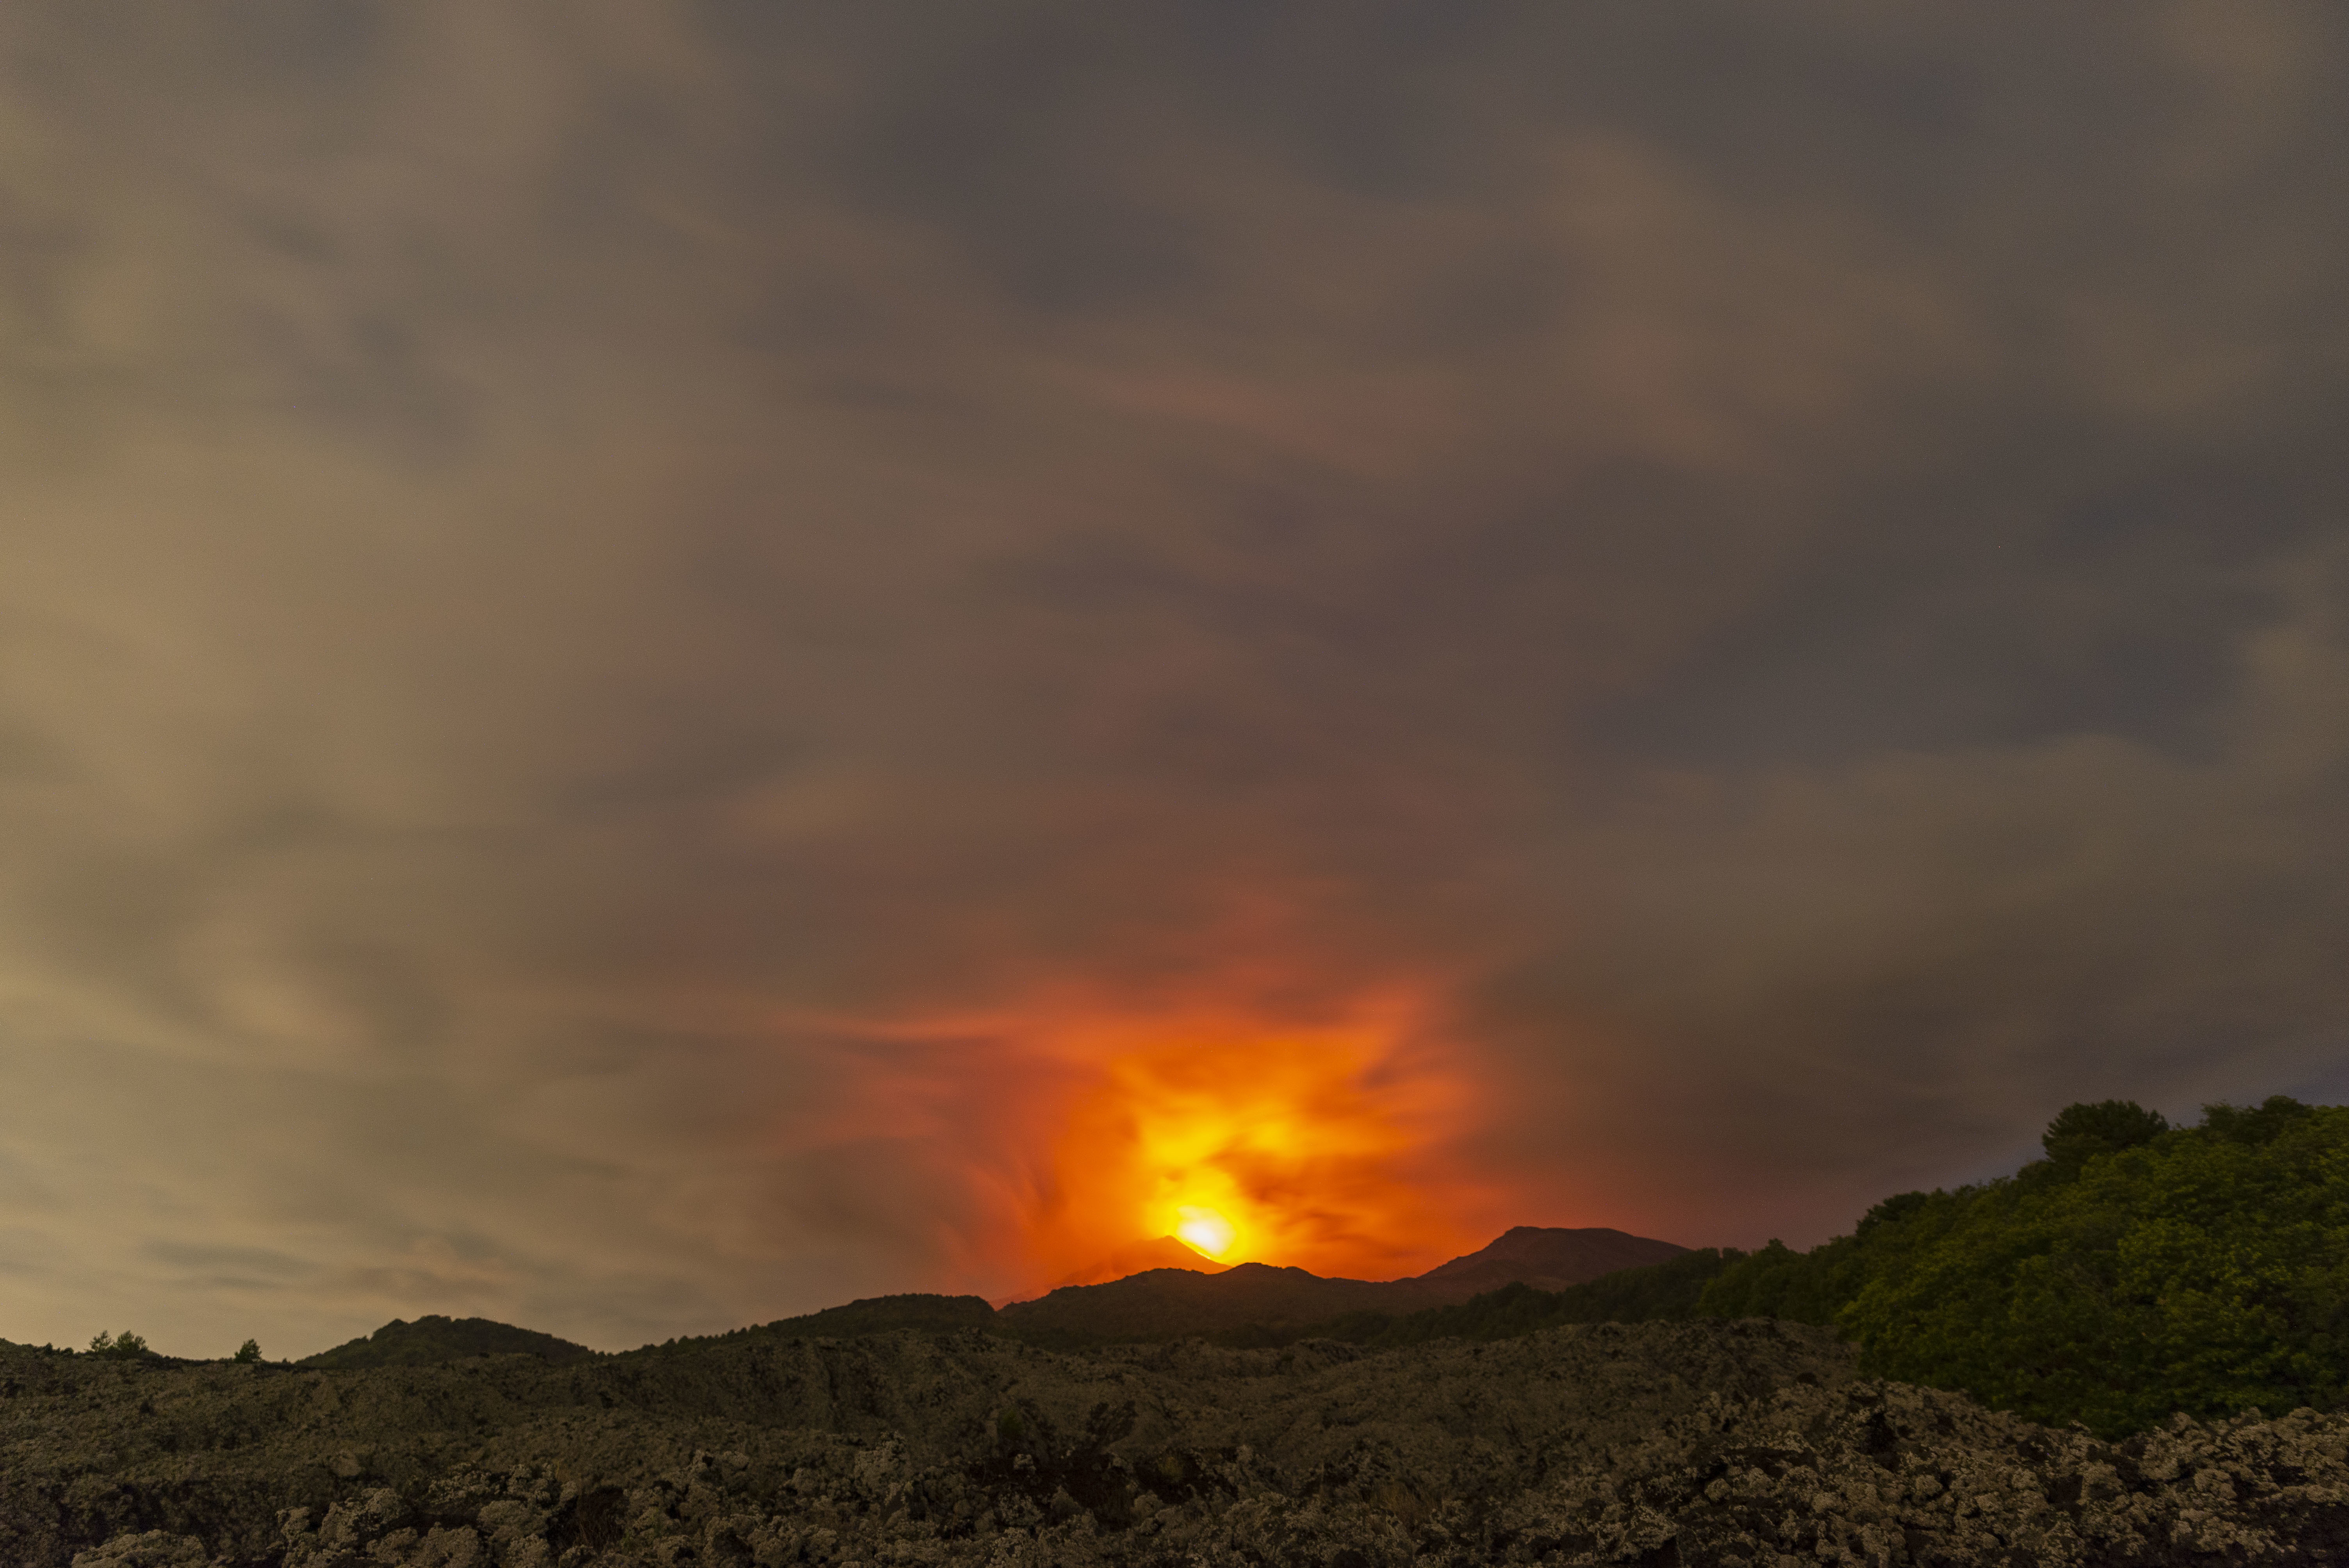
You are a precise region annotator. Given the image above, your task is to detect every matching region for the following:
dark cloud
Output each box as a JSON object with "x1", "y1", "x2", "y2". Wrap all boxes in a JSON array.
[{"x1": 2, "y1": 2, "x2": 2346, "y2": 1353}]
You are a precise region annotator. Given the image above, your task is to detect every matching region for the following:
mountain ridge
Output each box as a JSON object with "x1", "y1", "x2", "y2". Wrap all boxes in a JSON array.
[
  {"x1": 1027, "y1": 1234, "x2": 1232, "y2": 1295},
  {"x1": 990, "y1": 1224, "x2": 1690, "y2": 1345},
  {"x1": 1416, "y1": 1224, "x2": 1690, "y2": 1293},
  {"x1": 300, "y1": 1313, "x2": 597, "y2": 1370},
  {"x1": 283, "y1": 1224, "x2": 1692, "y2": 1363}
]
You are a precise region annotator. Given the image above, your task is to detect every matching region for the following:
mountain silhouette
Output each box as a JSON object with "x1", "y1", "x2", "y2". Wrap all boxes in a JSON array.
[
  {"x1": 299, "y1": 1314, "x2": 597, "y2": 1369},
  {"x1": 1034, "y1": 1234, "x2": 1233, "y2": 1294},
  {"x1": 1417, "y1": 1225, "x2": 1690, "y2": 1294},
  {"x1": 995, "y1": 1262, "x2": 1444, "y2": 1343},
  {"x1": 290, "y1": 1227, "x2": 1691, "y2": 1365},
  {"x1": 991, "y1": 1225, "x2": 1688, "y2": 1345}
]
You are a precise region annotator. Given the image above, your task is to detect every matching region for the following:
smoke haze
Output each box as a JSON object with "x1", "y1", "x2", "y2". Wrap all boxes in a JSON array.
[{"x1": 4, "y1": 2, "x2": 2347, "y2": 1354}]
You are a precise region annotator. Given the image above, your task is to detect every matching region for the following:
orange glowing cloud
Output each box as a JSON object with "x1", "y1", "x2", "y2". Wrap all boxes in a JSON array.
[
  {"x1": 781, "y1": 982, "x2": 1504, "y2": 1300},
  {"x1": 1011, "y1": 993, "x2": 1495, "y2": 1287}
]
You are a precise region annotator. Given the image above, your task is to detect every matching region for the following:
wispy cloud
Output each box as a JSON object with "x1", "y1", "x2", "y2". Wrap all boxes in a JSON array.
[{"x1": 1, "y1": 2, "x2": 2344, "y2": 1354}]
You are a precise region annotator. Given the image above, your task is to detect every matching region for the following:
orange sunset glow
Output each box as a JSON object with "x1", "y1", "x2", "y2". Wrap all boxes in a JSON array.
[{"x1": 1012, "y1": 996, "x2": 1495, "y2": 1288}]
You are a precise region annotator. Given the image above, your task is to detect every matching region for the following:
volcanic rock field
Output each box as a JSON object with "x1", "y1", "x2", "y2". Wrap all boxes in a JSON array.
[{"x1": 9, "y1": 1319, "x2": 2349, "y2": 1567}]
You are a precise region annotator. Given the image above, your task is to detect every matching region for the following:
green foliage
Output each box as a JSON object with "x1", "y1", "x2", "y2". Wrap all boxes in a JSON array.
[
  {"x1": 2199, "y1": 1094, "x2": 2316, "y2": 1147},
  {"x1": 1692, "y1": 1097, "x2": 2349, "y2": 1437},
  {"x1": 1535, "y1": 1245, "x2": 1742, "y2": 1323},
  {"x1": 1846, "y1": 1099, "x2": 2349, "y2": 1436},
  {"x1": 232, "y1": 1338, "x2": 262, "y2": 1364},
  {"x1": 1379, "y1": 1248, "x2": 1741, "y2": 1345},
  {"x1": 1697, "y1": 1188, "x2": 1967, "y2": 1325},
  {"x1": 2042, "y1": 1098, "x2": 2170, "y2": 1172},
  {"x1": 1699, "y1": 1238, "x2": 1857, "y2": 1325},
  {"x1": 996, "y1": 1407, "x2": 1027, "y2": 1441},
  {"x1": 86, "y1": 1330, "x2": 149, "y2": 1359}
]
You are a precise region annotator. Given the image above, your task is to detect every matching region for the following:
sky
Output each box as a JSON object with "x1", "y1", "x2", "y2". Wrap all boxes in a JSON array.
[{"x1": 4, "y1": 2, "x2": 2348, "y2": 1359}]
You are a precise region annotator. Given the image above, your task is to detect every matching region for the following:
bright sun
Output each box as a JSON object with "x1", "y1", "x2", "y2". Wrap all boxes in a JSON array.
[{"x1": 1173, "y1": 1205, "x2": 1238, "y2": 1260}]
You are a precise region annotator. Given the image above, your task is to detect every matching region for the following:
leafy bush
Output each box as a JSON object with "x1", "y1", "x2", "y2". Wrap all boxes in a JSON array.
[
  {"x1": 1698, "y1": 1096, "x2": 2349, "y2": 1436},
  {"x1": 2040, "y1": 1098, "x2": 2169, "y2": 1172},
  {"x1": 232, "y1": 1338, "x2": 262, "y2": 1363},
  {"x1": 85, "y1": 1330, "x2": 149, "y2": 1359},
  {"x1": 1697, "y1": 1188, "x2": 1967, "y2": 1326},
  {"x1": 1848, "y1": 1098, "x2": 2349, "y2": 1436},
  {"x1": 1372, "y1": 1248, "x2": 1743, "y2": 1346}
]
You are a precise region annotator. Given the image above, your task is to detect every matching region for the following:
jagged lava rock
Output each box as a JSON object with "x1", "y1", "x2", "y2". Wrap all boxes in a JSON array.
[{"x1": 7, "y1": 1322, "x2": 2348, "y2": 1566}]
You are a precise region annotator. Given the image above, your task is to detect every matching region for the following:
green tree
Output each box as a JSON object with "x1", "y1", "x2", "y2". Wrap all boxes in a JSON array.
[
  {"x1": 1695, "y1": 1188, "x2": 1965, "y2": 1324},
  {"x1": 2041, "y1": 1098, "x2": 2169, "y2": 1172},
  {"x1": 1843, "y1": 1099, "x2": 2349, "y2": 1436},
  {"x1": 2199, "y1": 1093, "x2": 2315, "y2": 1147},
  {"x1": 1686, "y1": 1097, "x2": 2349, "y2": 1436},
  {"x1": 233, "y1": 1338, "x2": 262, "y2": 1363},
  {"x1": 87, "y1": 1330, "x2": 149, "y2": 1359},
  {"x1": 1699, "y1": 1238, "x2": 1847, "y2": 1324}
]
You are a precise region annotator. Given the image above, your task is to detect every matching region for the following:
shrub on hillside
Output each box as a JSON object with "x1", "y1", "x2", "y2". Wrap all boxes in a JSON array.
[
  {"x1": 2039, "y1": 1098, "x2": 2169, "y2": 1172},
  {"x1": 1698, "y1": 1096, "x2": 2349, "y2": 1436},
  {"x1": 1374, "y1": 1248, "x2": 1743, "y2": 1346},
  {"x1": 1697, "y1": 1187, "x2": 1968, "y2": 1326},
  {"x1": 1848, "y1": 1097, "x2": 2349, "y2": 1436}
]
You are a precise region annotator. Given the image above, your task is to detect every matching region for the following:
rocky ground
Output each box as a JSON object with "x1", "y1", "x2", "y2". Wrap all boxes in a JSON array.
[{"x1": 6, "y1": 1320, "x2": 2348, "y2": 1566}]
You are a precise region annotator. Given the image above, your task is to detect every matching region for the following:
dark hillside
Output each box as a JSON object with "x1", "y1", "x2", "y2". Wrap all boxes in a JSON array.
[
  {"x1": 992, "y1": 1227, "x2": 1695, "y2": 1347},
  {"x1": 1038, "y1": 1236, "x2": 1232, "y2": 1290},
  {"x1": 638, "y1": 1293, "x2": 996, "y2": 1355},
  {"x1": 301, "y1": 1315, "x2": 598, "y2": 1369},
  {"x1": 1414, "y1": 1225, "x2": 1688, "y2": 1294},
  {"x1": 1207, "y1": 1248, "x2": 1741, "y2": 1349},
  {"x1": 993, "y1": 1263, "x2": 1458, "y2": 1346}
]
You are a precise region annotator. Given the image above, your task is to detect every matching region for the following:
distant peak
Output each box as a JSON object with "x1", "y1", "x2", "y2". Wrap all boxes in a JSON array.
[
  {"x1": 303, "y1": 1315, "x2": 596, "y2": 1370},
  {"x1": 1415, "y1": 1226, "x2": 1688, "y2": 1288},
  {"x1": 1028, "y1": 1234, "x2": 1235, "y2": 1297},
  {"x1": 1498, "y1": 1224, "x2": 1634, "y2": 1239}
]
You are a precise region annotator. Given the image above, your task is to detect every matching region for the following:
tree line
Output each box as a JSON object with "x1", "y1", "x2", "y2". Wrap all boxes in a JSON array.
[
  {"x1": 1698, "y1": 1094, "x2": 2349, "y2": 1436},
  {"x1": 1301, "y1": 1094, "x2": 2348, "y2": 1438}
]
